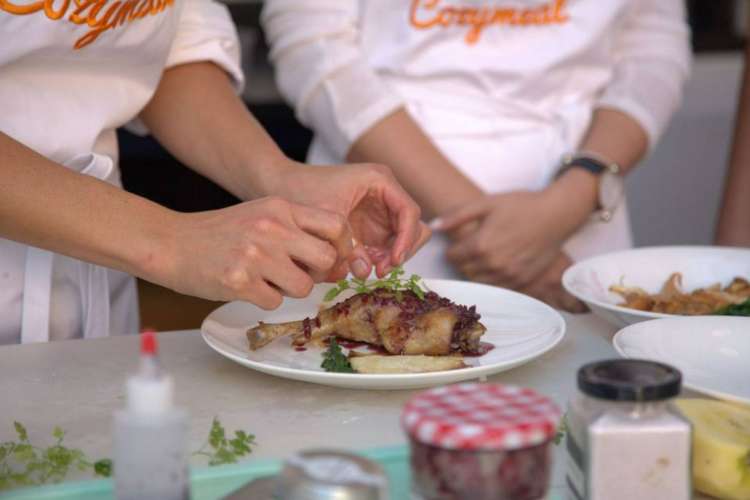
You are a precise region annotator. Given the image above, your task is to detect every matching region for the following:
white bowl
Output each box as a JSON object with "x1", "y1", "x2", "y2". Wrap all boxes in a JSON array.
[
  {"x1": 613, "y1": 316, "x2": 750, "y2": 404},
  {"x1": 562, "y1": 246, "x2": 750, "y2": 327}
]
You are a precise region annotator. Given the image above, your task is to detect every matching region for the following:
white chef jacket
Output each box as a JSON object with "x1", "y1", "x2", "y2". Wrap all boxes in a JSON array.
[
  {"x1": 263, "y1": 0, "x2": 691, "y2": 279},
  {"x1": 0, "y1": 0, "x2": 244, "y2": 344}
]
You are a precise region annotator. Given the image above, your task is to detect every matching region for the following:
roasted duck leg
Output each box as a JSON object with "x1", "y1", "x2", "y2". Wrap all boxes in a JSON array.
[{"x1": 247, "y1": 289, "x2": 486, "y2": 355}]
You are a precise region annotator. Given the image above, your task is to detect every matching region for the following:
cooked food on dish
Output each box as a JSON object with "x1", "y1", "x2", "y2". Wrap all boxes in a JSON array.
[
  {"x1": 610, "y1": 273, "x2": 750, "y2": 316},
  {"x1": 246, "y1": 269, "x2": 489, "y2": 374},
  {"x1": 348, "y1": 353, "x2": 467, "y2": 374},
  {"x1": 248, "y1": 288, "x2": 485, "y2": 354}
]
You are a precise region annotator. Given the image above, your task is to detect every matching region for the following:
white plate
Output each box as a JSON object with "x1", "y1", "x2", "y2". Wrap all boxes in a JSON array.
[
  {"x1": 562, "y1": 246, "x2": 750, "y2": 328},
  {"x1": 613, "y1": 316, "x2": 750, "y2": 405},
  {"x1": 201, "y1": 279, "x2": 566, "y2": 390}
]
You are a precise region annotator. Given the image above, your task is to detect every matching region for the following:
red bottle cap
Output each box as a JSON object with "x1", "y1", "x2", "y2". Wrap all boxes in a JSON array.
[{"x1": 141, "y1": 330, "x2": 158, "y2": 356}]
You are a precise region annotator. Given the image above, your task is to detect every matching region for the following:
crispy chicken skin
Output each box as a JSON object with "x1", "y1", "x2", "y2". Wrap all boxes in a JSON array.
[{"x1": 247, "y1": 289, "x2": 486, "y2": 355}]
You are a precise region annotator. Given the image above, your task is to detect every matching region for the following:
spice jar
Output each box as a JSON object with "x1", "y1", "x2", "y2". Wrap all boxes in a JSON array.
[
  {"x1": 401, "y1": 383, "x2": 560, "y2": 500},
  {"x1": 566, "y1": 359, "x2": 692, "y2": 500}
]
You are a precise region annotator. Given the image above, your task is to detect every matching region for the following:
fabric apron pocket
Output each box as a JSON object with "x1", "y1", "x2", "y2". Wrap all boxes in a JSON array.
[{"x1": 21, "y1": 153, "x2": 116, "y2": 343}]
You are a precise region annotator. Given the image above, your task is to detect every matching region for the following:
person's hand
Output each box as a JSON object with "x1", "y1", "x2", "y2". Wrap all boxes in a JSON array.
[
  {"x1": 271, "y1": 162, "x2": 430, "y2": 279},
  {"x1": 519, "y1": 252, "x2": 587, "y2": 313},
  {"x1": 436, "y1": 190, "x2": 579, "y2": 289},
  {"x1": 154, "y1": 197, "x2": 353, "y2": 310}
]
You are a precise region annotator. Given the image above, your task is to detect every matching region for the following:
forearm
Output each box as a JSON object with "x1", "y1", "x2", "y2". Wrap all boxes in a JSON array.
[
  {"x1": 716, "y1": 44, "x2": 750, "y2": 246},
  {"x1": 0, "y1": 133, "x2": 174, "y2": 281},
  {"x1": 547, "y1": 107, "x2": 648, "y2": 235},
  {"x1": 346, "y1": 108, "x2": 482, "y2": 219},
  {"x1": 717, "y1": 159, "x2": 750, "y2": 246},
  {"x1": 139, "y1": 62, "x2": 290, "y2": 201}
]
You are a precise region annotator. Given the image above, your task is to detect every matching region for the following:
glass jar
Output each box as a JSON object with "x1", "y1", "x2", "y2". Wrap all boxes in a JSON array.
[
  {"x1": 401, "y1": 383, "x2": 560, "y2": 500},
  {"x1": 566, "y1": 359, "x2": 692, "y2": 500}
]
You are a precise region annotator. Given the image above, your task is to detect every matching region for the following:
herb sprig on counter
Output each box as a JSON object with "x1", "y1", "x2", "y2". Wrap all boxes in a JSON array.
[
  {"x1": 715, "y1": 298, "x2": 750, "y2": 317},
  {"x1": 324, "y1": 266, "x2": 426, "y2": 302},
  {"x1": 1, "y1": 418, "x2": 256, "y2": 491},
  {"x1": 193, "y1": 418, "x2": 256, "y2": 466},
  {"x1": 0, "y1": 421, "x2": 112, "y2": 490},
  {"x1": 321, "y1": 338, "x2": 355, "y2": 373}
]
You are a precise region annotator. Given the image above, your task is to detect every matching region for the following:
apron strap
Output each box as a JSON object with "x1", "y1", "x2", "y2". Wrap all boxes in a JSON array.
[
  {"x1": 20, "y1": 248, "x2": 54, "y2": 343},
  {"x1": 21, "y1": 153, "x2": 115, "y2": 343},
  {"x1": 79, "y1": 261, "x2": 111, "y2": 340}
]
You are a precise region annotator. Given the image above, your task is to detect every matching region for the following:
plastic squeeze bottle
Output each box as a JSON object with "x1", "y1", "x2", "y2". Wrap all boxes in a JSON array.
[{"x1": 114, "y1": 331, "x2": 190, "y2": 500}]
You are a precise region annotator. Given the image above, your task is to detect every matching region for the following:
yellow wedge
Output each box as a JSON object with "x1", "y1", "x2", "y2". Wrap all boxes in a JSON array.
[{"x1": 675, "y1": 398, "x2": 750, "y2": 500}]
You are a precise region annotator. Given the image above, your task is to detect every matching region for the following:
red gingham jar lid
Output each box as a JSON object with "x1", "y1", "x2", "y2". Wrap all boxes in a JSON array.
[{"x1": 401, "y1": 383, "x2": 560, "y2": 451}]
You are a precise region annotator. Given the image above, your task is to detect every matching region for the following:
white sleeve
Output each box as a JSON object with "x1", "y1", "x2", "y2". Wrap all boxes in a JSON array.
[
  {"x1": 165, "y1": 0, "x2": 245, "y2": 93},
  {"x1": 262, "y1": 0, "x2": 405, "y2": 159},
  {"x1": 595, "y1": 0, "x2": 692, "y2": 150},
  {"x1": 127, "y1": 0, "x2": 244, "y2": 135}
]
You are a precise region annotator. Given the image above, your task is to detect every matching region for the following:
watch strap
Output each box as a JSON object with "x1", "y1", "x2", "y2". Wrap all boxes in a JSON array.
[
  {"x1": 559, "y1": 153, "x2": 620, "y2": 177},
  {"x1": 557, "y1": 153, "x2": 622, "y2": 223}
]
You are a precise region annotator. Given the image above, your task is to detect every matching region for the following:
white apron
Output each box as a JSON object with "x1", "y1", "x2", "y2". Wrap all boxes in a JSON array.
[{"x1": 0, "y1": 0, "x2": 243, "y2": 344}]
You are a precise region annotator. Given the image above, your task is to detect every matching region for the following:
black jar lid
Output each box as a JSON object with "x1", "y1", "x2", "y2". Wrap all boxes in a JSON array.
[{"x1": 577, "y1": 359, "x2": 682, "y2": 402}]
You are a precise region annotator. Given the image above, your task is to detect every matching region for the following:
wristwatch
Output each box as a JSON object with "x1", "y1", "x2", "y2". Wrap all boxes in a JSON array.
[{"x1": 558, "y1": 152, "x2": 625, "y2": 222}]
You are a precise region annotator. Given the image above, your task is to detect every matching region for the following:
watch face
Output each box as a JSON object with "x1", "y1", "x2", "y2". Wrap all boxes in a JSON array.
[{"x1": 600, "y1": 172, "x2": 625, "y2": 212}]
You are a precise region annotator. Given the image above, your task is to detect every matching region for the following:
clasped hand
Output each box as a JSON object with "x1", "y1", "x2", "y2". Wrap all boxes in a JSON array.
[{"x1": 435, "y1": 190, "x2": 586, "y2": 312}]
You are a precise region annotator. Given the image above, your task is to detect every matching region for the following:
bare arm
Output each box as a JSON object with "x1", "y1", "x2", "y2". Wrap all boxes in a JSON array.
[
  {"x1": 716, "y1": 42, "x2": 750, "y2": 247},
  {"x1": 0, "y1": 133, "x2": 170, "y2": 279},
  {"x1": 138, "y1": 62, "x2": 287, "y2": 201},
  {"x1": 0, "y1": 132, "x2": 353, "y2": 309},
  {"x1": 139, "y1": 62, "x2": 427, "y2": 276}
]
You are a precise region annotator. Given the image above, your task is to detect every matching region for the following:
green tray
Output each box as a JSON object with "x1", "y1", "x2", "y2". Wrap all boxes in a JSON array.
[
  {"x1": 1, "y1": 445, "x2": 562, "y2": 499},
  {"x1": 0, "y1": 446, "x2": 409, "y2": 500}
]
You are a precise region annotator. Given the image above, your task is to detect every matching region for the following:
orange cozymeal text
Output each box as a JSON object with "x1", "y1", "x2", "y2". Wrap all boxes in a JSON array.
[
  {"x1": 0, "y1": 0, "x2": 174, "y2": 49},
  {"x1": 410, "y1": 0, "x2": 569, "y2": 44}
]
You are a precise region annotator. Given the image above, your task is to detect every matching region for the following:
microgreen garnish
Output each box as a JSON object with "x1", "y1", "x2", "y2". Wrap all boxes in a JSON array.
[
  {"x1": 321, "y1": 338, "x2": 355, "y2": 373},
  {"x1": 323, "y1": 266, "x2": 426, "y2": 302},
  {"x1": 193, "y1": 418, "x2": 257, "y2": 466},
  {"x1": 1, "y1": 418, "x2": 257, "y2": 491}
]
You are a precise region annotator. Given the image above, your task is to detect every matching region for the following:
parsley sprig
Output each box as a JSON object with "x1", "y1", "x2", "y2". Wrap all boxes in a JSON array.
[
  {"x1": 1, "y1": 418, "x2": 256, "y2": 491},
  {"x1": 0, "y1": 421, "x2": 111, "y2": 490},
  {"x1": 321, "y1": 338, "x2": 355, "y2": 373},
  {"x1": 193, "y1": 418, "x2": 256, "y2": 466},
  {"x1": 324, "y1": 266, "x2": 426, "y2": 302}
]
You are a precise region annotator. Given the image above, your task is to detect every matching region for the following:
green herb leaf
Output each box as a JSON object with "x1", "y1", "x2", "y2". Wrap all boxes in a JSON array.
[
  {"x1": 321, "y1": 338, "x2": 355, "y2": 373},
  {"x1": 193, "y1": 417, "x2": 256, "y2": 467},
  {"x1": 323, "y1": 265, "x2": 427, "y2": 302},
  {"x1": 715, "y1": 298, "x2": 750, "y2": 316},
  {"x1": 93, "y1": 459, "x2": 112, "y2": 477},
  {"x1": 324, "y1": 287, "x2": 342, "y2": 302},
  {"x1": 1, "y1": 418, "x2": 258, "y2": 491},
  {"x1": 1, "y1": 424, "x2": 104, "y2": 490},
  {"x1": 208, "y1": 418, "x2": 226, "y2": 449},
  {"x1": 13, "y1": 422, "x2": 28, "y2": 442},
  {"x1": 554, "y1": 413, "x2": 568, "y2": 446}
]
